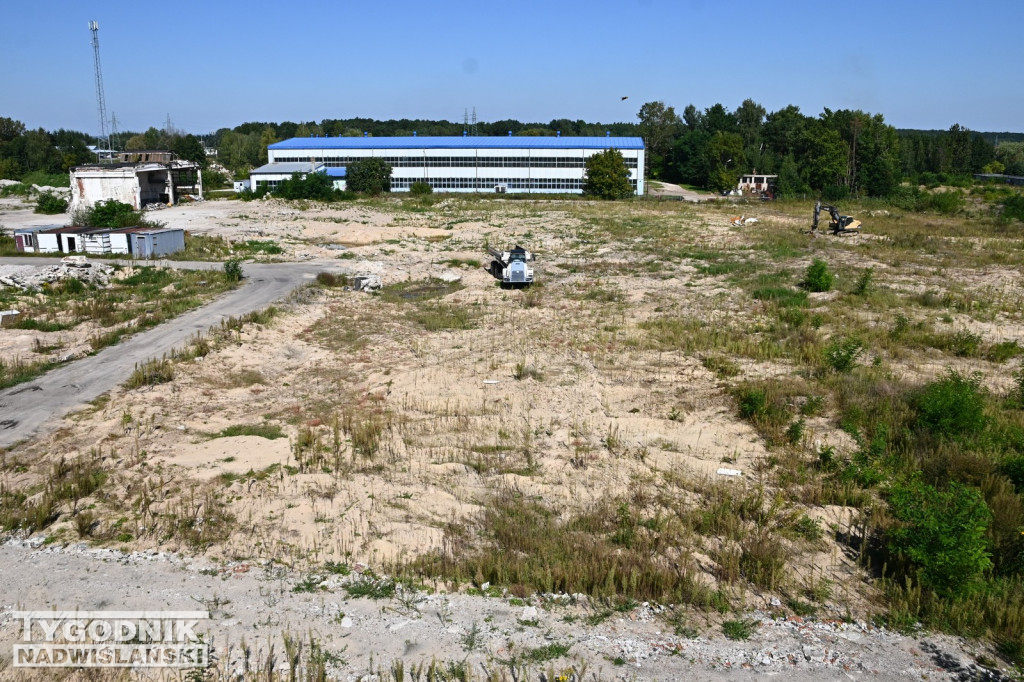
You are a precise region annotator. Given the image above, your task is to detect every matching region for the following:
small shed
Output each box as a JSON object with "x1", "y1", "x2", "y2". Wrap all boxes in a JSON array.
[
  {"x1": 12, "y1": 226, "x2": 55, "y2": 253},
  {"x1": 132, "y1": 229, "x2": 185, "y2": 259},
  {"x1": 82, "y1": 227, "x2": 150, "y2": 255}
]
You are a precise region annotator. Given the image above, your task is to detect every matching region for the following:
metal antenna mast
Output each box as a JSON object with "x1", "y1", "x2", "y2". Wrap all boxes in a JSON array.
[{"x1": 89, "y1": 21, "x2": 109, "y2": 153}]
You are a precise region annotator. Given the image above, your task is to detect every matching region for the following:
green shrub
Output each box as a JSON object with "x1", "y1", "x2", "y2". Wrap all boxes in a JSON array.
[
  {"x1": 34, "y1": 192, "x2": 67, "y2": 214},
  {"x1": 987, "y1": 340, "x2": 1022, "y2": 364},
  {"x1": 78, "y1": 199, "x2": 138, "y2": 228},
  {"x1": 409, "y1": 181, "x2": 433, "y2": 196},
  {"x1": 223, "y1": 259, "x2": 243, "y2": 282},
  {"x1": 800, "y1": 259, "x2": 833, "y2": 292},
  {"x1": 824, "y1": 337, "x2": 863, "y2": 373},
  {"x1": 272, "y1": 171, "x2": 339, "y2": 201},
  {"x1": 927, "y1": 190, "x2": 965, "y2": 214},
  {"x1": 737, "y1": 386, "x2": 769, "y2": 420},
  {"x1": 1001, "y1": 195, "x2": 1024, "y2": 222},
  {"x1": 914, "y1": 370, "x2": 987, "y2": 438},
  {"x1": 884, "y1": 480, "x2": 991, "y2": 597}
]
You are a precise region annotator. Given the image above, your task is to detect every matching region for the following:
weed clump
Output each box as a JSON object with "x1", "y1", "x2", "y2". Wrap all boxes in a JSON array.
[
  {"x1": 124, "y1": 358, "x2": 174, "y2": 389},
  {"x1": 722, "y1": 619, "x2": 758, "y2": 640}
]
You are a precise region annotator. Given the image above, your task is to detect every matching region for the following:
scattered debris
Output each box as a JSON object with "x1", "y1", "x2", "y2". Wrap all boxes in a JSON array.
[
  {"x1": 60, "y1": 255, "x2": 90, "y2": 268},
  {"x1": 717, "y1": 467, "x2": 743, "y2": 477},
  {"x1": 0, "y1": 262, "x2": 114, "y2": 291},
  {"x1": 351, "y1": 274, "x2": 382, "y2": 292}
]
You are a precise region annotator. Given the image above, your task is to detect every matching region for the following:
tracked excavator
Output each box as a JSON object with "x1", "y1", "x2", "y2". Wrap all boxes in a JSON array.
[{"x1": 812, "y1": 201, "x2": 862, "y2": 235}]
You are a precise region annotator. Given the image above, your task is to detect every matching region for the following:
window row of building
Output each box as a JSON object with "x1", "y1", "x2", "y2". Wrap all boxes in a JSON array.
[
  {"x1": 389, "y1": 177, "x2": 638, "y2": 191},
  {"x1": 272, "y1": 155, "x2": 638, "y2": 169}
]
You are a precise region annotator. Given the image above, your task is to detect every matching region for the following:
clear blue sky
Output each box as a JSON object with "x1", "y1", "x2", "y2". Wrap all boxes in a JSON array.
[{"x1": 2, "y1": 0, "x2": 1021, "y2": 136}]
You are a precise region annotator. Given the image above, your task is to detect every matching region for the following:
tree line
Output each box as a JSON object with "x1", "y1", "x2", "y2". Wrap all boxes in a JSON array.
[
  {"x1": 637, "y1": 100, "x2": 1021, "y2": 199},
  {"x1": 3, "y1": 107, "x2": 1023, "y2": 196}
]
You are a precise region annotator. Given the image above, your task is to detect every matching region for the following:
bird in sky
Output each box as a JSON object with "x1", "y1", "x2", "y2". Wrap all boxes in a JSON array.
[{"x1": 621, "y1": 96, "x2": 629, "y2": 101}]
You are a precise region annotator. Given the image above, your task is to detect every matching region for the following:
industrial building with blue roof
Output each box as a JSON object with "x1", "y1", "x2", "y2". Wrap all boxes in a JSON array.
[{"x1": 255, "y1": 134, "x2": 645, "y2": 195}]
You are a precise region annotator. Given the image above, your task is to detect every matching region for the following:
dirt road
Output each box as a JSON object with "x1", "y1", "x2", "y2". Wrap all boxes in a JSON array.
[{"x1": 0, "y1": 258, "x2": 339, "y2": 448}]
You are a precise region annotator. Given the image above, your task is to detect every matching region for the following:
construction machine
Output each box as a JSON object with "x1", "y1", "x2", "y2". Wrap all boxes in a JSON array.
[
  {"x1": 812, "y1": 201, "x2": 862, "y2": 235},
  {"x1": 488, "y1": 244, "x2": 535, "y2": 286}
]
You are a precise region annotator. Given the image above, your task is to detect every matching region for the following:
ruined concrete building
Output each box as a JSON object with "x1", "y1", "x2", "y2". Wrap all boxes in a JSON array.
[{"x1": 69, "y1": 159, "x2": 202, "y2": 213}]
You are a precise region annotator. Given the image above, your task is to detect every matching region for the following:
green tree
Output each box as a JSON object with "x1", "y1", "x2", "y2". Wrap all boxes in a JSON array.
[
  {"x1": 0, "y1": 117, "x2": 26, "y2": 143},
  {"x1": 172, "y1": 134, "x2": 207, "y2": 166},
  {"x1": 669, "y1": 129, "x2": 711, "y2": 186},
  {"x1": 774, "y1": 155, "x2": 807, "y2": 198},
  {"x1": 804, "y1": 124, "x2": 847, "y2": 193},
  {"x1": 735, "y1": 99, "x2": 766, "y2": 171},
  {"x1": 885, "y1": 480, "x2": 992, "y2": 597},
  {"x1": 582, "y1": 148, "x2": 634, "y2": 200},
  {"x1": 258, "y1": 126, "x2": 279, "y2": 165},
  {"x1": 701, "y1": 103, "x2": 736, "y2": 135},
  {"x1": 346, "y1": 158, "x2": 392, "y2": 195},
  {"x1": 637, "y1": 101, "x2": 682, "y2": 178},
  {"x1": 703, "y1": 131, "x2": 744, "y2": 192}
]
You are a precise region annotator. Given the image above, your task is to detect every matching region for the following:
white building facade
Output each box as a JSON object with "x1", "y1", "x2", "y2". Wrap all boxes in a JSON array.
[{"x1": 263, "y1": 135, "x2": 645, "y2": 195}]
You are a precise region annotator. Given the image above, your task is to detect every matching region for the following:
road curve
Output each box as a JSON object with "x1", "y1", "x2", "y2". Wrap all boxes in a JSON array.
[{"x1": 0, "y1": 258, "x2": 339, "y2": 448}]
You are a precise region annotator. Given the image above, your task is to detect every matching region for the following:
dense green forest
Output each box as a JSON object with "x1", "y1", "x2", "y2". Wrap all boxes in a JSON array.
[{"x1": 3, "y1": 101, "x2": 1024, "y2": 198}]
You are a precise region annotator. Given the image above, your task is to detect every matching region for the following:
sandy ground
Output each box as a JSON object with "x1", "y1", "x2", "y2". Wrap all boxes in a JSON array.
[{"x1": 2, "y1": 193, "x2": 1022, "y2": 679}]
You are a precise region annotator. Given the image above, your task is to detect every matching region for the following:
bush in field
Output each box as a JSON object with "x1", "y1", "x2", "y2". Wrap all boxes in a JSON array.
[
  {"x1": 273, "y1": 171, "x2": 337, "y2": 201},
  {"x1": 824, "y1": 337, "x2": 863, "y2": 373},
  {"x1": 223, "y1": 259, "x2": 243, "y2": 282},
  {"x1": 34, "y1": 192, "x2": 67, "y2": 214},
  {"x1": 914, "y1": 369, "x2": 987, "y2": 438},
  {"x1": 1001, "y1": 195, "x2": 1024, "y2": 222},
  {"x1": 885, "y1": 480, "x2": 991, "y2": 597},
  {"x1": 409, "y1": 181, "x2": 433, "y2": 196},
  {"x1": 927, "y1": 189, "x2": 965, "y2": 214},
  {"x1": 800, "y1": 259, "x2": 833, "y2": 292}
]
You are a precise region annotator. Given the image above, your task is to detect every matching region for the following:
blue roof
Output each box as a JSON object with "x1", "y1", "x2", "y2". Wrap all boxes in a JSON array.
[
  {"x1": 269, "y1": 136, "x2": 644, "y2": 151},
  {"x1": 323, "y1": 167, "x2": 346, "y2": 177}
]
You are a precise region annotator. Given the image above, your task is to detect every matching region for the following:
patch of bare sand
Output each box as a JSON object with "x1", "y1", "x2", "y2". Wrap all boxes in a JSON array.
[{"x1": 154, "y1": 436, "x2": 291, "y2": 480}]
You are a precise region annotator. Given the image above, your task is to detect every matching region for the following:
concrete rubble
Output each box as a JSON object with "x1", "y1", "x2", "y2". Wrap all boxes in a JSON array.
[{"x1": 0, "y1": 261, "x2": 114, "y2": 291}]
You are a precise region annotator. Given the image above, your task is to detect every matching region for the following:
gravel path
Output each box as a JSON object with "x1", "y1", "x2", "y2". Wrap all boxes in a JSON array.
[
  {"x1": 0, "y1": 539, "x2": 1010, "y2": 681},
  {"x1": 0, "y1": 257, "x2": 341, "y2": 448}
]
